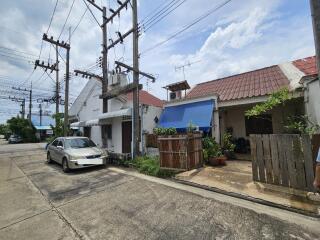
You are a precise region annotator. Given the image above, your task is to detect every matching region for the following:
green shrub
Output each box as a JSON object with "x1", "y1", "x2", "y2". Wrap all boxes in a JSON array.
[
  {"x1": 222, "y1": 132, "x2": 235, "y2": 152},
  {"x1": 154, "y1": 127, "x2": 177, "y2": 136},
  {"x1": 202, "y1": 137, "x2": 222, "y2": 162},
  {"x1": 132, "y1": 156, "x2": 176, "y2": 178}
]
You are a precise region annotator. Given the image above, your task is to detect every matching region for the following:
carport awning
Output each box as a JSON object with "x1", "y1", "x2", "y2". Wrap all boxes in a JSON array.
[
  {"x1": 34, "y1": 125, "x2": 52, "y2": 130},
  {"x1": 159, "y1": 99, "x2": 215, "y2": 132},
  {"x1": 98, "y1": 108, "x2": 132, "y2": 120},
  {"x1": 85, "y1": 119, "x2": 99, "y2": 127},
  {"x1": 70, "y1": 121, "x2": 85, "y2": 127}
]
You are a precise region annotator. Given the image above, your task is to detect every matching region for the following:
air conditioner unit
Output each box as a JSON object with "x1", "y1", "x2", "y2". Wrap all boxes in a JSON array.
[{"x1": 170, "y1": 92, "x2": 176, "y2": 100}]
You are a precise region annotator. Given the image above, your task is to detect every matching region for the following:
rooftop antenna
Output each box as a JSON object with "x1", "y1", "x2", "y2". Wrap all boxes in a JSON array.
[{"x1": 174, "y1": 60, "x2": 201, "y2": 80}]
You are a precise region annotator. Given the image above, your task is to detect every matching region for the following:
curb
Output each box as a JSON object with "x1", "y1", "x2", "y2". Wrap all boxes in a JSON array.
[{"x1": 173, "y1": 178, "x2": 320, "y2": 218}]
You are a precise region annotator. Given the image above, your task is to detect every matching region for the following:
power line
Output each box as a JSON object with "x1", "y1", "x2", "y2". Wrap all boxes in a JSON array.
[
  {"x1": 141, "y1": 0, "x2": 232, "y2": 55},
  {"x1": 143, "y1": 0, "x2": 187, "y2": 32},
  {"x1": 141, "y1": 0, "x2": 183, "y2": 29},
  {"x1": 58, "y1": 0, "x2": 76, "y2": 39},
  {"x1": 140, "y1": 0, "x2": 175, "y2": 24},
  {"x1": 81, "y1": 0, "x2": 101, "y2": 27},
  {"x1": 39, "y1": 0, "x2": 60, "y2": 60},
  {"x1": 0, "y1": 46, "x2": 39, "y2": 58},
  {"x1": 70, "y1": 7, "x2": 88, "y2": 40}
]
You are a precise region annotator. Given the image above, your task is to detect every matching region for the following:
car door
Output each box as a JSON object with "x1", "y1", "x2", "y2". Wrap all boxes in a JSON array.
[
  {"x1": 49, "y1": 139, "x2": 59, "y2": 162},
  {"x1": 56, "y1": 140, "x2": 65, "y2": 164}
]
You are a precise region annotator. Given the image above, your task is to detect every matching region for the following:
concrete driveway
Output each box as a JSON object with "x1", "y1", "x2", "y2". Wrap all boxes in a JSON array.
[{"x1": 0, "y1": 143, "x2": 319, "y2": 240}]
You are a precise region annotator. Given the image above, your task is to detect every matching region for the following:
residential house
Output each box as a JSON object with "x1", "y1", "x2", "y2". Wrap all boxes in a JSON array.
[
  {"x1": 69, "y1": 74, "x2": 163, "y2": 157},
  {"x1": 159, "y1": 56, "x2": 319, "y2": 150}
]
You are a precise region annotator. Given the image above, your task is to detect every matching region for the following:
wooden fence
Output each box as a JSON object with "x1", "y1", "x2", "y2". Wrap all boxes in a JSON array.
[
  {"x1": 158, "y1": 133, "x2": 203, "y2": 171},
  {"x1": 146, "y1": 134, "x2": 158, "y2": 148},
  {"x1": 250, "y1": 134, "x2": 318, "y2": 191}
]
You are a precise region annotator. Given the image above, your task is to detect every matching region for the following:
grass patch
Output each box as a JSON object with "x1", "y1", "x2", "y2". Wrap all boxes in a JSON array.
[{"x1": 131, "y1": 156, "x2": 176, "y2": 178}]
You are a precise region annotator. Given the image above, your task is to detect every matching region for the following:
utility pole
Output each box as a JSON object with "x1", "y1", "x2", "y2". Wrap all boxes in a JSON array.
[
  {"x1": 39, "y1": 103, "x2": 42, "y2": 126},
  {"x1": 41, "y1": 33, "x2": 70, "y2": 136},
  {"x1": 29, "y1": 82, "x2": 32, "y2": 123},
  {"x1": 55, "y1": 45, "x2": 60, "y2": 117},
  {"x1": 102, "y1": 6, "x2": 108, "y2": 113},
  {"x1": 64, "y1": 27, "x2": 71, "y2": 136},
  {"x1": 132, "y1": 0, "x2": 139, "y2": 158},
  {"x1": 9, "y1": 96, "x2": 26, "y2": 119},
  {"x1": 21, "y1": 98, "x2": 26, "y2": 119},
  {"x1": 84, "y1": 0, "x2": 154, "y2": 156},
  {"x1": 12, "y1": 87, "x2": 33, "y2": 123},
  {"x1": 310, "y1": 0, "x2": 320, "y2": 84}
]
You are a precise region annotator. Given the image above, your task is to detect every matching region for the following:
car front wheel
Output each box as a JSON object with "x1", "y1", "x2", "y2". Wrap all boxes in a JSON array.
[
  {"x1": 46, "y1": 152, "x2": 52, "y2": 164},
  {"x1": 62, "y1": 158, "x2": 70, "y2": 173}
]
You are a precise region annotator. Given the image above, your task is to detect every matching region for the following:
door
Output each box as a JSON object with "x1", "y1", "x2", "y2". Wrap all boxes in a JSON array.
[
  {"x1": 49, "y1": 139, "x2": 59, "y2": 161},
  {"x1": 55, "y1": 140, "x2": 64, "y2": 164},
  {"x1": 122, "y1": 121, "x2": 132, "y2": 154},
  {"x1": 83, "y1": 127, "x2": 91, "y2": 138}
]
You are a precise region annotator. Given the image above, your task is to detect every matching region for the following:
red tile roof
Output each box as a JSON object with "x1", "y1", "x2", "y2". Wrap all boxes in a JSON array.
[
  {"x1": 292, "y1": 56, "x2": 317, "y2": 76},
  {"x1": 187, "y1": 65, "x2": 290, "y2": 101},
  {"x1": 126, "y1": 90, "x2": 163, "y2": 108}
]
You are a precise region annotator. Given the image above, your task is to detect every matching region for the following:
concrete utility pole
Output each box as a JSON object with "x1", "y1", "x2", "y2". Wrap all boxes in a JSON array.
[
  {"x1": 64, "y1": 28, "x2": 71, "y2": 136},
  {"x1": 29, "y1": 83, "x2": 32, "y2": 123},
  {"x1": 310, "y1": 0, "x2": 320, "y2": 84},
  {"x1": 55, "y1": 45, "x2": 60, "y2": 117},
  {"x1": 11, "y1": 87, "x2": 33, "y2": 123},
  {"x1": 21, "y1": 98, "x2": 26, "y2": 119},
  {"x1": 102, "y1": 6, "x2": 108, "y2": 113},
  {"x1": 41, "y1": 33, "x2": 70, "y2": 136},
  {"x1": 132, "y1": 0, "x2": 139, "y2": 158},
  {"x1": 39, "y1": 103, "x2": 42, "y2": 126}
]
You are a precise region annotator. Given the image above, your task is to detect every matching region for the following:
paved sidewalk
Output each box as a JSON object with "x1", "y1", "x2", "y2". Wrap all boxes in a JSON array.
[
  {"x1": 1, "y1": 145, "x2": 320, "y2": 239},
  {"x1": 176, "y1": 161, "x2": 320, "y2": 215}
]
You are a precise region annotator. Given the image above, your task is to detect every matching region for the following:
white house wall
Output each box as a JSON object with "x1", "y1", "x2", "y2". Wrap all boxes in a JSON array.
[
  {"x1": 70, "y1": 78, "x2": 163, "y2": 153},
  {"x1": 305, "y1": 80, "x2": 320, "y2": 128}
]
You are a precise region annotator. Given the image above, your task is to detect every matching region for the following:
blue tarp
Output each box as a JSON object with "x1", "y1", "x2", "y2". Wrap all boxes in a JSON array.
[
  {"x1": 158, "y1": 99, "x2": 215, "y2": 132},
  {"x1": 34, "y1": 126, "x2": 52, "y2": 130},
  {"x1": 31, "y1": 115, "x2": 55, "y2": 129}
]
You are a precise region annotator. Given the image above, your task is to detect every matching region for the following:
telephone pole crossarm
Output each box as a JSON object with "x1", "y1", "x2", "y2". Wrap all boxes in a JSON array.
[
  {"x1": 43, "y1": 34, "x2": 70, "y2": 49},
  {"x1": 101, "y1": 0, "x2": 131, "y2": 26},
  {"x1": 115, "y1": 61, "x2": 155, "y2": 82},
  {"x1": 74, "y1": 70, "x2": 103, "y2": 81},
  {"x1": 108, "y1": 28, "x2": 134, "y2": 50},
  {"x1": 34, "y1": 60, "x2": 58, "y2": 72}
]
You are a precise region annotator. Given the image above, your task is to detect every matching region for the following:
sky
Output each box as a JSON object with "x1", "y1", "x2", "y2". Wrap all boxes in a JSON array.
[{"x1": 0, "y1": 0, "x2": 315, "y2": 123}]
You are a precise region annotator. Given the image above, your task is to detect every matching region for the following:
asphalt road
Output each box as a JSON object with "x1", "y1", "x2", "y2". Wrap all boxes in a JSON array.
[{"x1": 0, "y1": 142, "x2": 319, "y2": 240}]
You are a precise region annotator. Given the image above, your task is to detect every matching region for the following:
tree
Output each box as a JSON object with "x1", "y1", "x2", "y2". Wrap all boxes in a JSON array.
[
  {"x1": 245, "y1": 88, "x2": 319, "y2": 134},
  {"x1": 245, "y1": 88, "x2": 291, "y2": 118},
  {"x1": 0, "y1": 124, "x2": 11, "y2": 139},
  {"x1": 50, "y1": 113, "x2": 64, "y2": 137},
  {"x1": 7, "y1": 117, "x2": 37, "y2": 142}
]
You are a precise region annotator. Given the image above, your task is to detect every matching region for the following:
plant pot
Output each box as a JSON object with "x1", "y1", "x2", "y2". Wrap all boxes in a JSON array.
[
  {"x1": 208, "y1": 156, "x2": 227, "y2": 166},
  {"x1": 217, "y1": 156, "x2": 227, "y2": 165},
  {"x1": 223, "y1": 150, "x2": 236, "y2": 160}
]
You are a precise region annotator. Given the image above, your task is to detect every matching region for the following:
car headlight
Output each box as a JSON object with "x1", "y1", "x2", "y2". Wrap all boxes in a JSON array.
[
  {"x1": 69, "y1": 155, "x2": 80, "y2": 160},
  {"x1": 100, "y1": 149, "x2": 108, "y2": 157}
]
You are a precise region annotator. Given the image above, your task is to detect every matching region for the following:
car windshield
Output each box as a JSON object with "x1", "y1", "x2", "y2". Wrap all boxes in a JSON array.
[{"x1": 65, "y1": 138, "x2": 96, "y2": 149}]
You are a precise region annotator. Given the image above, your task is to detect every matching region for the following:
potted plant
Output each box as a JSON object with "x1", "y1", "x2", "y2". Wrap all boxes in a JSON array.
[
  {"x1": 222, "y1": 132, "x2": 235, "y2": 160},
  {"x1": 202, "y1": 137, "x2": 226, "y2": 166}
]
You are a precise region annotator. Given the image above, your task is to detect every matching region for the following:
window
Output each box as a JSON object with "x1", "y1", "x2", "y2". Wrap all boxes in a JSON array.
[
  {"x1": 106, "y1": 124, "x2": 112, "y2": 139},
  {"x1": 57, "y1": 140, "x2": 64, "y2": 148},
  {"x1": 51, "y1": 139, "x2": 58, "y2": 147},
  {"x1": 65, "y1": 138, "x2": 96, "y2": 149},
  {"x1": 245, "y1": 114, "x2": 273, "y2": 136}
]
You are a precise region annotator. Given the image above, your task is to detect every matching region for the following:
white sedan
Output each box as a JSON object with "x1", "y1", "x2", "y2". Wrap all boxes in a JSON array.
[{"x1": 47, "y1": 137, "x2": 108, "y2": 172}]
